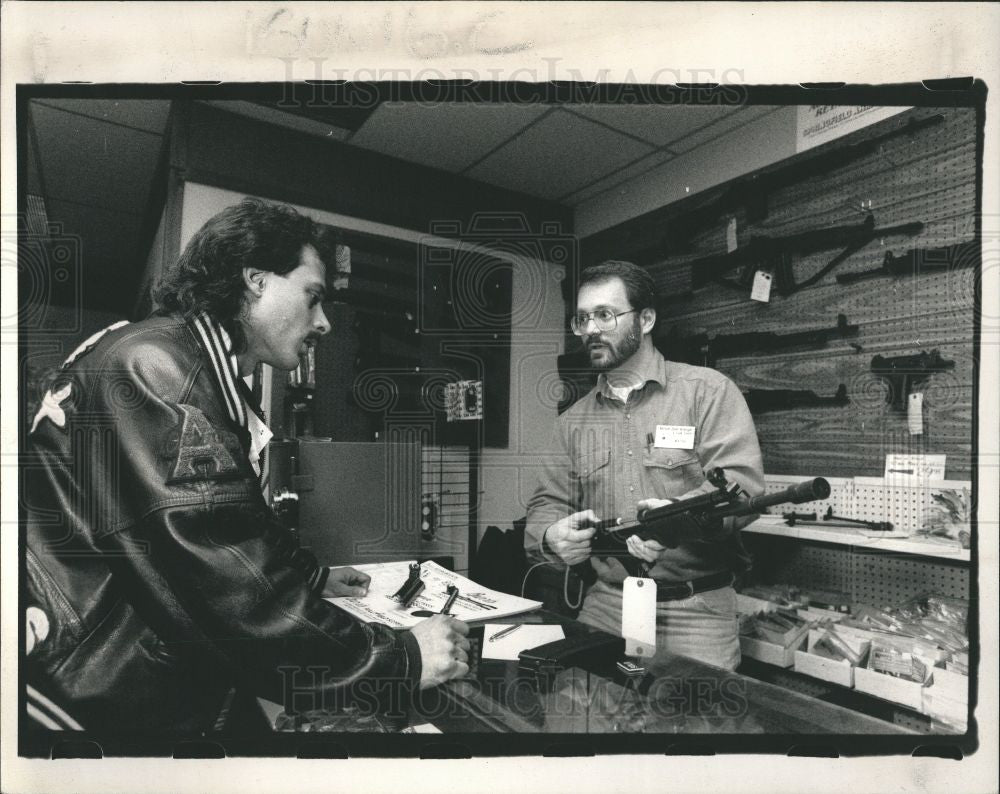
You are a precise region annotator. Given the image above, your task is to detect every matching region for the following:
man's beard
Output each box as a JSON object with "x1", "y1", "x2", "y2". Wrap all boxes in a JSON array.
[{"x1": 585, "y1": 317, "x2": 642, "y2": 371}]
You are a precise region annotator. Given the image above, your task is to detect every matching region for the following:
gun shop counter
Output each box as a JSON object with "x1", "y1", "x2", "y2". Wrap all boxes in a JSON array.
[{"x1": 253, "y1": 610, "x2": 916, "y2": 739}]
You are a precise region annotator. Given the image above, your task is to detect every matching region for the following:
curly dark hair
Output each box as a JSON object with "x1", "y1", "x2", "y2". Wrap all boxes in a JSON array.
[
  {"x1": 154, "y1": 198, "x2": 327, "y2": 352},
  {"x1": 579, "y1": 259, "x2": 657, "y2": 312}
]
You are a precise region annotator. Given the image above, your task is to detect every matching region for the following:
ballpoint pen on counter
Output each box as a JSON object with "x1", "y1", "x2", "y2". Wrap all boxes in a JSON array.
[{"x1": 488, "y1": 624, "x2": 521, "y2": 643}]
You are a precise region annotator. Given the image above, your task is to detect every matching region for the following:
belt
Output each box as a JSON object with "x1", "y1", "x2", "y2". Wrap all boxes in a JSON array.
[{"x1": 611, "y1": 570, "x2": 735, "y2": 602}]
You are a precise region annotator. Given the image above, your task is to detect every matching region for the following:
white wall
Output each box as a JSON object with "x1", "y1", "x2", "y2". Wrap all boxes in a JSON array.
[{"x1": 477, "y1": 254, "x2": 566, "y2": 539}]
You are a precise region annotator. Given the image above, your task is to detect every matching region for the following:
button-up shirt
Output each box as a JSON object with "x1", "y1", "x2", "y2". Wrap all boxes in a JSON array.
[{"x1": 525, "y1": 344, "x2": 764, "y2": 583}]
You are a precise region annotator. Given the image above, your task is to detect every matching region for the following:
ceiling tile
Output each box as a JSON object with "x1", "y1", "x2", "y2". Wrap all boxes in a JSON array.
[
  {"x1": 31, "y1": 102, "x2": 164, "y2": 212},
  {"x1": 562, "y1": 150, "x2": 674, "y2": 205},
  {"x1": 32, "y1": 99, "x2": 170, "y2": 134},
  {"x1": 564, "y1": 104, "x2": 741, "y2": 147},
  {"x1": 670, "y1": 105, "x2": 782, "y2": 152},
  {"x1": 467, "y1": 109, "x2": 656, "y2": 200},
  {"x1": 348, "y1": 103, "x2": 550, "y2": 172},
  {"x1": 200, "y1": 101, "x2": 351, "y2": 141}
]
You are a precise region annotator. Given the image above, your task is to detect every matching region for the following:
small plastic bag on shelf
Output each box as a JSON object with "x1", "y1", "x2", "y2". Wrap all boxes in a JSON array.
[
  {"x1": 813, "y1": 626, "x2": 865, "y2": 666},
  {"x1": 916, "y1": 488, "x2": 970, "y2": 549},
  {"x1": 867, "y1": 635, "x2": 934, "y2": 684}
]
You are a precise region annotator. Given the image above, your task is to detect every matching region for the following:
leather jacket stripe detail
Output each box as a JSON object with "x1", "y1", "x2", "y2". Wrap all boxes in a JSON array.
[
  {"x1": 26, "y1": 684, "x2": 84, "y2": 730},
  {"x1": 191, "y1": 312, "x2": 245, "y2": 429}
]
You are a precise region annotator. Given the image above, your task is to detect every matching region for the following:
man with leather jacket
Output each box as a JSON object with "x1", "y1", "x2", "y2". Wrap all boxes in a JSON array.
[{"x1": 23, "y1": 198, "x2": 470, "y2": 734}]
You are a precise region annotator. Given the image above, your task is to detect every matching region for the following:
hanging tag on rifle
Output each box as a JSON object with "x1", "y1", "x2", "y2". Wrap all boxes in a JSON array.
[
  {"x1": 750, "y1": 270, "x2": 772, "y2": 303},
  {"x1": 622, "y1": 576, "x2": 657, "y2": 658},
  {"x1": 726, "y1": 217, "x2": 738, "y2": 253},
  {"x1": 907, "y1": 392, "x2": 924, "y2": 435}
]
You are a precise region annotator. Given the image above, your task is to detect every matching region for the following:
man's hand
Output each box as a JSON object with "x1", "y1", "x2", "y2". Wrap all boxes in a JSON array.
[
  {"x1": 626, "y1": 497, "x2": 674, "y2": 565},
  {"x1": 544, "y1": 510, "x2": 598, "y2": 566},
  {"x1": 322, "y1": 566, "x2": 371, "y2": 598},
  {"x1": 625, "y1": 535, "x2": 668, "y2": 564},
  {"x1": 409, "y1": 615, "x2": 471, "y2": 689}
]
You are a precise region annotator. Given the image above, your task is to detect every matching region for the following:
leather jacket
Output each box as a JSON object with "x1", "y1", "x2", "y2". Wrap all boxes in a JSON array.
[{"x1": 24, "y1": 314, "x2": 421, "y2": 734}]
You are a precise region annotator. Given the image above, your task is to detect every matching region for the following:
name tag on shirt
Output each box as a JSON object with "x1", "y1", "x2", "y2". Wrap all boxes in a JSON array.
[{"x1": 654, "y1": 425, "x2": 695, "y2": 449}]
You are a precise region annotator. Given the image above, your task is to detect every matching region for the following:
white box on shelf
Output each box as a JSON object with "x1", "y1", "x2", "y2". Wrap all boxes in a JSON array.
[
  {"x1": 854, "y1": 667, "x2": 928, "y2": 711},
  {"x1": 740, "y1": 633, "x2": 807, "y2": 668},
  {"x1": 794, "y1": 649, "x2": 854, "y2": 687},
  {"x1": 793, "y1": 628, "x2": 871, "y2": 687},
  {"x1": 928, "y1": 666, "x2": 968, "y2": 703},
  {"x1": 921, "y1": 689, "x2": 968, "y2": 731}
]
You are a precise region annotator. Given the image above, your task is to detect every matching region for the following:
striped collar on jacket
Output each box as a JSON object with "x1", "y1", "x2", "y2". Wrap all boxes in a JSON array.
[{"x1": 189, "y1": 311, "x2": 248, "y2": 429}]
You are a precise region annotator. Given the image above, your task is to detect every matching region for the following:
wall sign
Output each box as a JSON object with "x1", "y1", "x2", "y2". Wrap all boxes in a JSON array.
[{"x1": 796, "y1": 105, "x2": 910, "y2": 152}]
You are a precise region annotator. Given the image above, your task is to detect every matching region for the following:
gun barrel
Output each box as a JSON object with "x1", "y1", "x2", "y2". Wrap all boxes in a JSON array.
[{"x1": 747, "y1": 478, "x2": 831, "y2": 512}]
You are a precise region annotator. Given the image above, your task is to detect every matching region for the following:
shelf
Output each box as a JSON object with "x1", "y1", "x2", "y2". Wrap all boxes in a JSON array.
[{"x1": 745, "y1": 516, "x2": 970, "y2": 562}]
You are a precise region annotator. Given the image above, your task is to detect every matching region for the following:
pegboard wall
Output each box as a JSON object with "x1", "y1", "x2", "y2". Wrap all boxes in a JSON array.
[
  {"x1": 421, "y1": 444, "x2": 472, "y2": 572},
  {"x1": 743, "y1": 533, "x2": 970, "y2": 608},
  {"x1": 579, "y1": 106, "x2": 979, "y2": 482},
  {"x1": 850, "y1": 551, "x2": 969, "y2": 605},
  {"x1": 576, "y1": 105, "x2": 979, "y2": 611},
  {"x1": 751, "y1": 472, "x2": 972, "y2": 606},
  {"x1": 763, "y1": 474, "x2": 972, "y2": 534}
]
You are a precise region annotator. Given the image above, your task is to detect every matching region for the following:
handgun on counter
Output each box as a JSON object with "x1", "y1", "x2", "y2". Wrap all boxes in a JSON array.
[{"x1": 580, "y1": 469, "x2": 830, "y2": 578}]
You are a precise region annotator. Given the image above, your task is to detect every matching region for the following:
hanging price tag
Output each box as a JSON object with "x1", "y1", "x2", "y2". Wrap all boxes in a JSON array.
[
  {"x1": 622, "y1": 576, "x2": 657, "y2": 658},
  {"x1": 907, "y1": 392, "x2": 924, "y2": 435},
  {"x1": 750, "y1": 270, "x2": 773, "y2": 303}
]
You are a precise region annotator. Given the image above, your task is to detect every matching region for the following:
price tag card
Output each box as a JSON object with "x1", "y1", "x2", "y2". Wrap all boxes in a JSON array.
[
  {"x1": 654, "y1": 425, "x2": 695, "y2": 449},
  {"x1": 884, "y1": 453, "x2": 946, "y2": 484},
  {"x1": 751, "y1": 270, "x2": 772, "y2": 303},
  {"x1": 622, "y1": 576, "x2": 657, "y2": 658}
]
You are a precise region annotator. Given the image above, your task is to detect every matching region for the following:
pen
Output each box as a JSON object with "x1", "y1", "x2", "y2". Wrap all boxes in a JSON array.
[
  {"x1": 439, "y1": 584, "x2": 459, "y2": 615},
  {"x1": 488, "y1": 624, "x2": 521, "y2": 643}
]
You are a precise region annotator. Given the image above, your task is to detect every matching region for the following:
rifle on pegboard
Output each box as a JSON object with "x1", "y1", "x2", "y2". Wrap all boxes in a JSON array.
[
  {"x1": 836, "y1": 240, "x2": 979, "y2": 284},
  {"x1": 662, "y1": 113, "x2": 945, "y2": 253},
  {"x1": 657, "y1": 313, "x2": 861, "y2": 368},
  {"x1": 689, "y1": 213, "x2": 925, "y2": 296}
]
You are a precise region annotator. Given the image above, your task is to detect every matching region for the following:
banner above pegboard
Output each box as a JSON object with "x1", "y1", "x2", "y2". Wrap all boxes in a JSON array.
[{"x1": 796, "y1": 105, "x2": 910, "y2": 152}]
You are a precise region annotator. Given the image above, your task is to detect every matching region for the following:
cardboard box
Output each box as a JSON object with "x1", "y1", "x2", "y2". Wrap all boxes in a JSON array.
[
  {"x1": 740, "y1": 633, "x2": 807, "y2": 668},
  {"x1": 794, "y1": 649, "x2": 854, "y2": 687},
  {"x1": 754, "y1": 617, "x2": 810, "y2": 647},
  {"x1": 793, "y1": 628, "x2": 871, "y2": 687},
  {"x1": 921, "y1": 689, "x2": 968, "y2": 731},
  {"x1": 854, "y1": 667, "x2": 927, "y2": 711},
  {"x1": 928, "y1": 666, "x2": 968, "y2": 703}
]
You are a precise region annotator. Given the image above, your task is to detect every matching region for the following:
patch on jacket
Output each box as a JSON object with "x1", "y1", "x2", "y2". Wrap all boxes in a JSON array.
[
  {"x1": 30, "y1": 379, "x2": 76, "y2": 434},
  {"x1": 164, "y1": 403, "x2": 242, "y2": 484}
]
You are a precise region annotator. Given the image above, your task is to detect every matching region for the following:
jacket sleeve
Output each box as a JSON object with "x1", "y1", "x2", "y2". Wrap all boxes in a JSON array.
[{"x1": 89, "y1": 346, "x2": 421, "y2": 710}]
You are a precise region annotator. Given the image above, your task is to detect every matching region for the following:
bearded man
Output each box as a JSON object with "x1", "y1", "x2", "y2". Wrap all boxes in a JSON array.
[{"x1": 524, "y1": 260, "x2": 764, "y2": 670}]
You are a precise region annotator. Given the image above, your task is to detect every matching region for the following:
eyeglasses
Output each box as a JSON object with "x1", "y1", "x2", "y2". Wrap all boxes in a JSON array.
[{"x1": 570, "y1": 308, "x2": 638, "y2": 336}]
